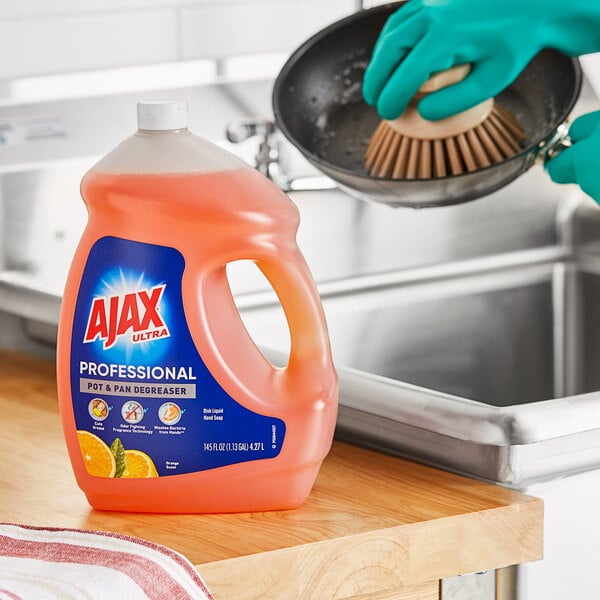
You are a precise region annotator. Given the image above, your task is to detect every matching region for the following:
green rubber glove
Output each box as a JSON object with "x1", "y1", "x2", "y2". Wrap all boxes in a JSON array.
[
  {"x1": 546, "y1": 111, "x2": 600, "y2": 204},
  {"x1": 363, "y1": 0, "x2": 600, "y2": 121}
]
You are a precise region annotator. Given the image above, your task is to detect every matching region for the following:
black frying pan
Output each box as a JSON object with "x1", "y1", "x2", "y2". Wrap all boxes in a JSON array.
[{"x1": 272, "y1": 2, "x2": 582, "y2": 208}]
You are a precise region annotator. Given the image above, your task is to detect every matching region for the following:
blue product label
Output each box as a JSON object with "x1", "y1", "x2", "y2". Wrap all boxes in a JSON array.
[{"x1": 71, "y1": 236, "x2": 285, "y2": 478}]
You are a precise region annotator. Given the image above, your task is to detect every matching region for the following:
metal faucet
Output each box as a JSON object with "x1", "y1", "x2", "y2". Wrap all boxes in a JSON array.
[{"x1": 226, "y1": 118, "x2": 335, "y2": 193}]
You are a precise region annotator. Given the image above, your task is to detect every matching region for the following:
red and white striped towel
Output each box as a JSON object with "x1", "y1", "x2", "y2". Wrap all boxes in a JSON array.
[{"x1": 0, "y1": 523, "x2": 214, "y2": 600}]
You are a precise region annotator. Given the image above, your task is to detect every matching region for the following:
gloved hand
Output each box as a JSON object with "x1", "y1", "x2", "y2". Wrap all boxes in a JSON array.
[
  {"x1": 363, "y1": 0, "x2": 600, "y2": 121},
  {"x1": 546, "y1": 111, "x2": 600, "y2": 204}
]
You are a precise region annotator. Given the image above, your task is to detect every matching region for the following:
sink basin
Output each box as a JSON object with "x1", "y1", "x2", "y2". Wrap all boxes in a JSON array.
[
  {"x1": 239, "y1": 236, "x2": 600, "y2": 487},
  {"x1": 333, "y1": 255, "x2": 600, "y2": 481}
]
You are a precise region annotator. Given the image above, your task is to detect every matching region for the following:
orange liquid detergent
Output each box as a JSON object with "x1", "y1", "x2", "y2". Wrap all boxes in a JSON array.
[{"x1": 56, "y1": 101, "x2": 338, "y2": 513}]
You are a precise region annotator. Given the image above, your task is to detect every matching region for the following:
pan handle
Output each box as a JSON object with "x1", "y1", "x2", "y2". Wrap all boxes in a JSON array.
[
  {"x1": 536, "y1": 122, "x2": 573, "y2": 166},
  {"x1": 226, "y1": 118, "x2": 336, "y2": 193}
]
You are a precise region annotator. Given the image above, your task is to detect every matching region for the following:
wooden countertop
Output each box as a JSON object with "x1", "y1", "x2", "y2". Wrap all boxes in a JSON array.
[{"x1": 0, "y1": 350, "x2": 542, "y2": 599}]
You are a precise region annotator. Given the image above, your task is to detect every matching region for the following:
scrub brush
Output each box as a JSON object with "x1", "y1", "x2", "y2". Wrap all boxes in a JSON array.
[{"x1": 365, "y1": 65, "x2": 526, "y2": 179}]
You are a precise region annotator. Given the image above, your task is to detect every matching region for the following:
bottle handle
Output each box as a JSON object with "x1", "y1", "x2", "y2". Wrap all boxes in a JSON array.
[{"x1": 191, "y1": 245, "x2": 336, "y2": 408}]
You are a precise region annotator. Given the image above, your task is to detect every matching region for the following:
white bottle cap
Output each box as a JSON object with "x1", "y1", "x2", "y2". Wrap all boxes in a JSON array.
[{"x1": 137, "y1": 100, "x2": 188, "y2": 131}]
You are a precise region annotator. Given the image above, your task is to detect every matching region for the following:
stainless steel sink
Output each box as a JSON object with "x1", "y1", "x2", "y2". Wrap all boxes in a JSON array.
[
  {"x1": 2, "y1": 71, "x2": 600, "y2": 600},
  {"x1": 2, "y1": 75, "x2": 600, "y2": 491},
  {"x1": 238, "y1": 210, "x2": 600, "y2": 487}
]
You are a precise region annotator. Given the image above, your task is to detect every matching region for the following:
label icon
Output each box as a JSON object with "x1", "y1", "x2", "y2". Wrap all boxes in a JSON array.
[
  {"x1": 88, "y1": 398, "x2": 109, "y2": 421},
  {"x1": 159, "y1": 402, "x2": 182, "y2": 425},
  {"x1": 121, "y1": 401, "x2": 145, "y2": 424}
]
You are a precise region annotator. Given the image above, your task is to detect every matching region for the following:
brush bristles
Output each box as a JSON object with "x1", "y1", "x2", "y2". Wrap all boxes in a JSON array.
[{"x1": 365, "y1": 104, "x2": 526, "y2": 179}]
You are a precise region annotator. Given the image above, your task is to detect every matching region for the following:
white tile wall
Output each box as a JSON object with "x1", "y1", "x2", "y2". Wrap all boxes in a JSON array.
[
  {"x1": 0, "y1": 11, "x2": 179, "y2": 80},
  {"x1": 181, "y1": 1, "x2": 357, "y2": 59},
  {"x1": 0, "y1": 0, "x2": 357, "y2": 81},
  {"x1": 0, "y1": 1, "x2": 180, "y2": 19}
]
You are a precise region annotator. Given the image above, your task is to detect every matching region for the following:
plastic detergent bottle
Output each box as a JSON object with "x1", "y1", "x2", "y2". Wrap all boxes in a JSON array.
[{"x1": 56, "y1": 100, "x2": 338, "y2": 513}]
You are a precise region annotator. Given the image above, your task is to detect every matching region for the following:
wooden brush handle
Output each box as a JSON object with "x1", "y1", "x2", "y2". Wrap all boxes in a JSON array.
[
  {"x1": 418, "y1": 64, "x2": 471, "y2": 95},
  {"x1": 388, "y1": 64, "x2": 494, "y2": 140}
]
